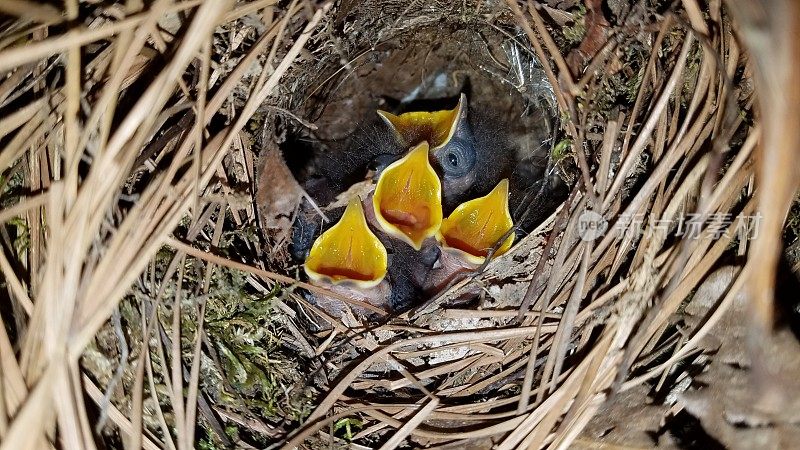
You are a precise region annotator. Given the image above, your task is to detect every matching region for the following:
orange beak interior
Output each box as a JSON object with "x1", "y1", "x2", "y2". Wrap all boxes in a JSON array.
[
  {"x1": 372, "y1": 142, "x2": 443, "y2": 250},
  {"x1": 377, "y1": 94, "x2": 465, "y2": 148},
  {"x1": 304, "y1": 197, "x2": 388, "y2": 287},
  {"x1": 437, "y1": 179, "x2": 515, "y2": 264}
]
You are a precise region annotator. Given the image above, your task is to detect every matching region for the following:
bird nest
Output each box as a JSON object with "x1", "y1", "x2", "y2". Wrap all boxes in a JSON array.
[{"x1": 1, "y1": 0, "x2": 797, "y2": 449}]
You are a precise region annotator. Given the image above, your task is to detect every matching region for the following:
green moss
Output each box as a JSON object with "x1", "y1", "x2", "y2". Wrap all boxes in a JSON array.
[
  {"x1": 334, "y1": 417, "x2": 364, "y2": 442},
  {"x1": 563, "y1": 4, "x2": 587, "y2": 46},
  {"x1": 7, "y1": 216, "x2": 30, "y2": 256},
  {"x1": 1, "y1": 170, "x2": 32, "y2": 264},
  {"x1": 625, "y1": 67, "x2": 644, "y2": 103},
  {"x1": 103, "y1": 213, "x2": 313, "y2": 448},
  {"x1": 201, "y1": 265, "x2": 311, "y2": 423},
  {"x1": 551, "y1": 139, "x2": 572, "y2": 161}
]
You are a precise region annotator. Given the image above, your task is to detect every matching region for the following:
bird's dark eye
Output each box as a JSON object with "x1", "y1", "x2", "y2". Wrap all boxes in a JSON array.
[
  {"x1": 438, "y1": 139, "x2": 476, "y2": 178},
  {"x1": 447, "y1": 152, "x2": 459, "y2": 167}
]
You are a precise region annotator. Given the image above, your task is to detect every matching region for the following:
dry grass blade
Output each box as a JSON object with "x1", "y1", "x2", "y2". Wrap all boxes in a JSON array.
[
  {"x1": 377, "y1": 398, "x2": 440, "y2": 450},
  {"x1": 0, "y1": 1, "x2": 64, "y2": 24},
  {"x1": 603, "y1": 32, "x2": 694, "y2": 211},
  {"x1": 0, "y1": 0, "x2": 242, "y2": 447}
]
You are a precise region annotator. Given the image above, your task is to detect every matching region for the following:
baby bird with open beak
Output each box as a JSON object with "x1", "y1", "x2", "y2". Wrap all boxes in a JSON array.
[
  {"x1": 301, "y1": 197, "x2": 393, "y2": 320},
  {"x1": 427, "y1": 178, "x2": 515, "y2": 293}
]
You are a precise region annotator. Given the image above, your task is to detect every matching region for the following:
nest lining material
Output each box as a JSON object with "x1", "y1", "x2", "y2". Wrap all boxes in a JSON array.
[{"x1": 0, "y1": 0, "x2": 785, "y2": 449}]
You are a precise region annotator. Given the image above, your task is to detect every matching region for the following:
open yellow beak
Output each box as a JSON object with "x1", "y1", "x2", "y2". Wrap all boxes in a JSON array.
[
  {"x1": 372, "y1": 142, "x2": 443, "y2": 250},
  {"x1": 304, "y1": 197, "x2": 388, "y2": 288},
  {"x1": 377, "y1": 94, "x2": 465, "y2": 149},
  {"x1": 437, "y1": 179, "x2": 514, "y2": 264}
]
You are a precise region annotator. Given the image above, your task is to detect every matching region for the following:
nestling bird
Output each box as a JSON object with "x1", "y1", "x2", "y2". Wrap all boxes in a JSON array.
[
  {"x1": 371, "y1": 142, "x2": 443, "y2": 250},
  {"x1": 303, "y1": 197, "x2": 387, "y2": 288}
]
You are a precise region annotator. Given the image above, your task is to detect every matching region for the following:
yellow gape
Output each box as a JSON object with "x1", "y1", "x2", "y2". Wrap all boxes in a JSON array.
[
  {"x1": 304, "y1": 198, "x2": 388, "y2": 287},
  {"x1": 372, "y1": 142, "x2": 443, "y2": 250},
  {"x1": 377, "y1": 93, "x2": 466, "y2": 149},
  {"x1": 437, "y1": 179, "x2": 515, "y2": 264}
]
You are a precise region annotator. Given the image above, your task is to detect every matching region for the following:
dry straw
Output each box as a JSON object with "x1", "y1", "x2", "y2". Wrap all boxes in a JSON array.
[{"x1": 0, "y1": 0, "x2": 797, "y2": 449}]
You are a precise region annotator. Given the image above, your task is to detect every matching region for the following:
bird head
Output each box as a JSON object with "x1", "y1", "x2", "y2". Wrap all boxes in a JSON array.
[
  {"x1": 303, "y1": 197, "x2": 388, "y2": 288},
  {"x1": 437, "y1": 178, "x2": 514, "y2": 265},
  {"x1": 378, "y1": 93, "x2": 479, "y2": 206},
  {"x1": 371, "y1": 142, "x2": 443, "y2": 250}
]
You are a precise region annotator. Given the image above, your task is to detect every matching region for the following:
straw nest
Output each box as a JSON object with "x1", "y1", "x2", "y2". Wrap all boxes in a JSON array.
[{"x1": 0, "y1": 0, "x2": 798, "y2": 449}]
